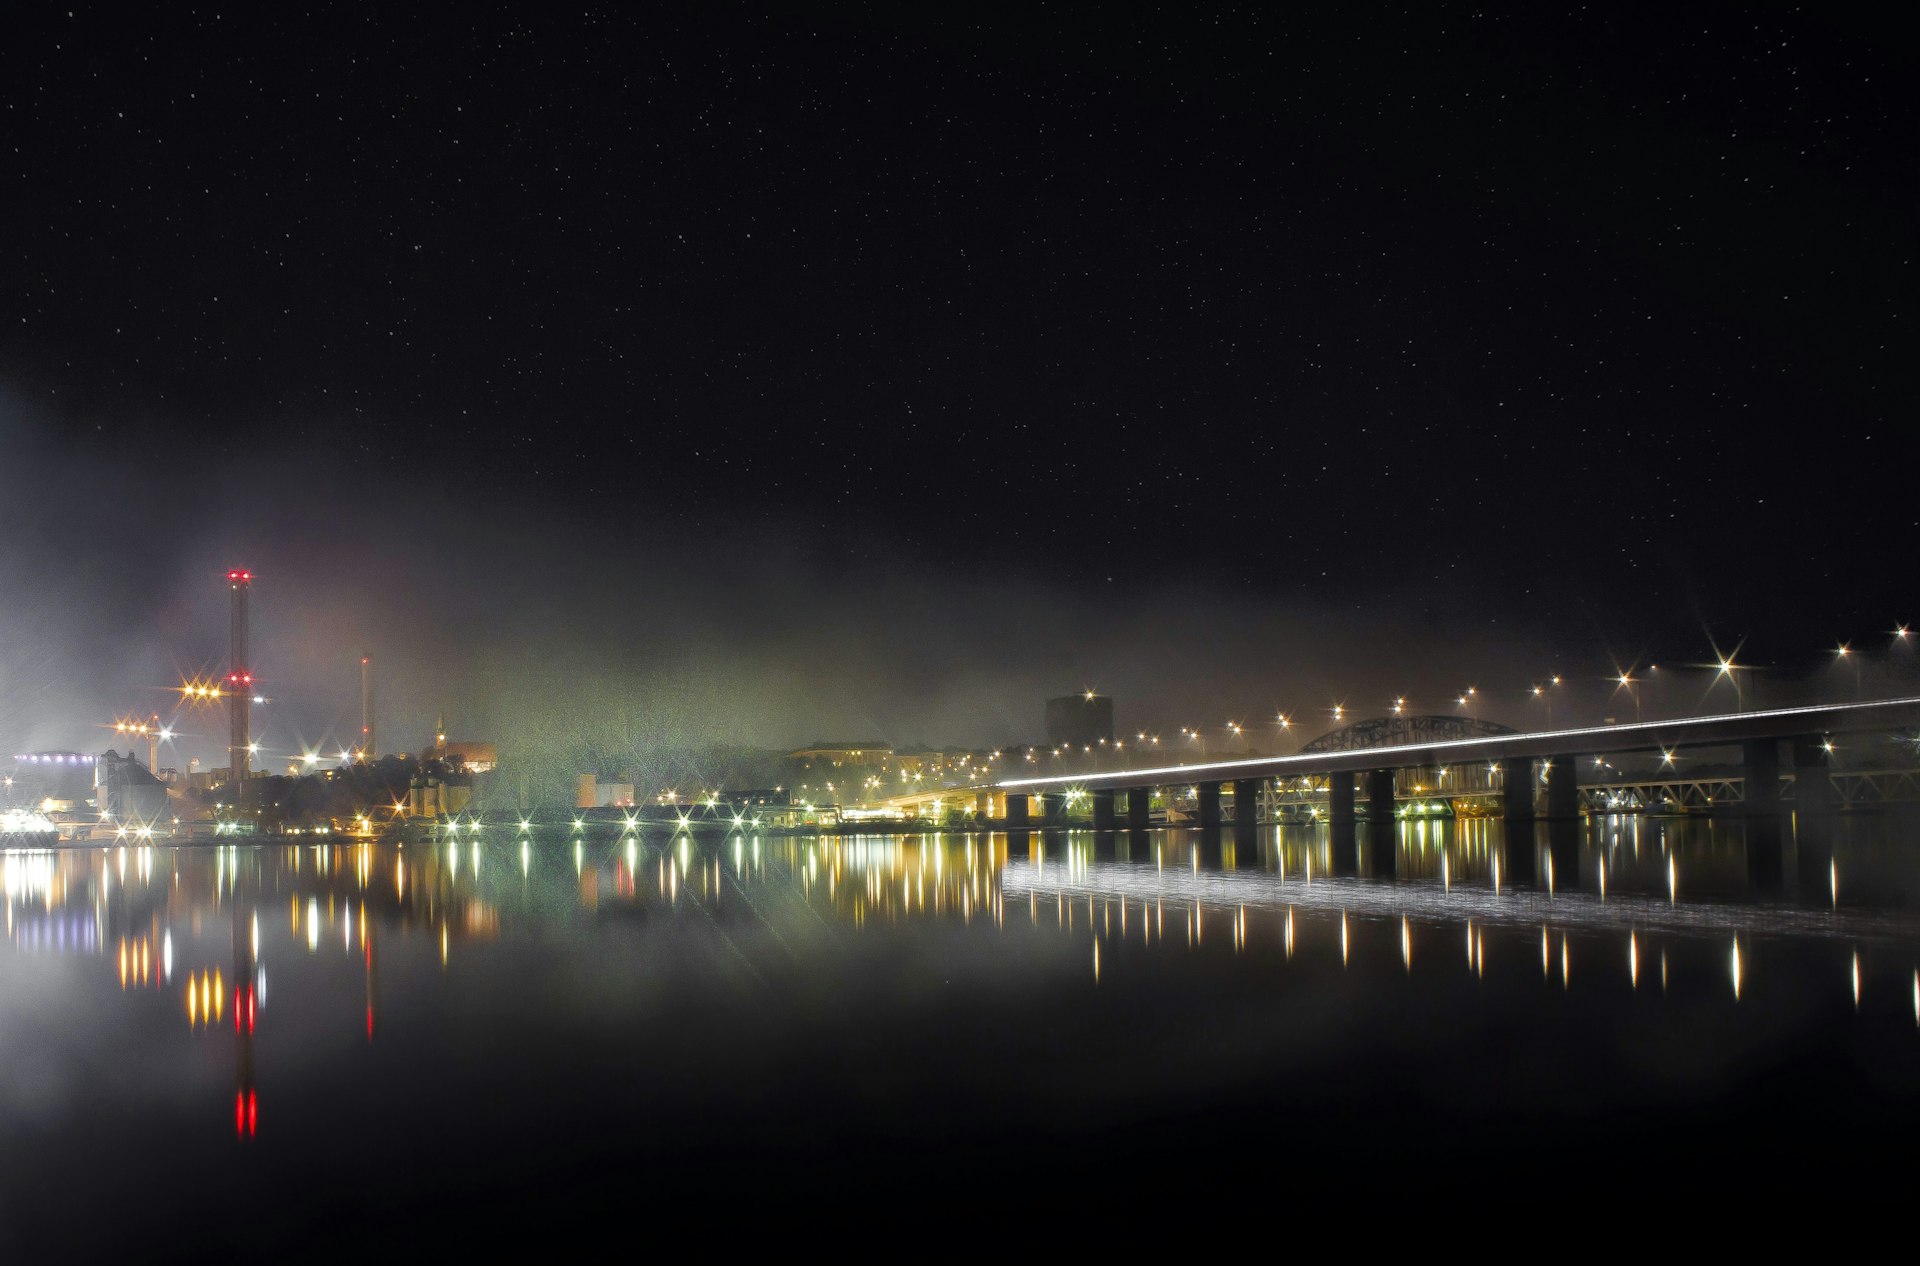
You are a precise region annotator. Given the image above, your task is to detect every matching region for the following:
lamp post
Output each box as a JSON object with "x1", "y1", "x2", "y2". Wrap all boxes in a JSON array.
[
  {"x1": 1835, "y1": 643, "x2": 1861, "y2": 701},
  {"x1": 1614, "y1": 672, "x2": 1641, "y2": 723},
  {"x1": 1530, "y1": 676, "x2": 1560, "y2": 728},
  {"x1": 1716, "y1": 656, "x2": 1745, "y2": 712}
]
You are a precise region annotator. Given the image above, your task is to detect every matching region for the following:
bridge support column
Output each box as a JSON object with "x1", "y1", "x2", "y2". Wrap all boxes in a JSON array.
[
  {"x1": 1327, "y1": 772, "x2": 1355, "y2": 826},
  {"x1": 1196, "y1": 782, "x2": 1222, "y2": 830},
  {"x1": 1365, "y1": 769, "x2": 1397, "y2": 876},
  {"x1": 1502, "y1": 757, "x2": 1536, "y2": 821},
  {"x1": 1232, "y1": 779, "x2": 1260, "y2": 839},
  {"x1": 1743, "y1": 740, "x2": 1781, "y2": 814},
  {"x1": 1092, "y1": 789, "x2": 1117, "y2": 831},
  {"x1": 1127, "y1": 787, "x2": 1151, "y2": 831},
  {"x1": 1004, "y1": 793, "x2": 1029, "y2": 828},
  {"x1": 1327, "y1": 772, "x2": 1358, "y2": 874},
  {"x1": 1791, "y1": 735, "x2": 1835, "y2": 815},
  {"x1": 1365, "y1": 768, "x2": 1395, "y2": 821},
  {"x1": 1545, "y1": 758, "x2": 1579, "y2": 820}
]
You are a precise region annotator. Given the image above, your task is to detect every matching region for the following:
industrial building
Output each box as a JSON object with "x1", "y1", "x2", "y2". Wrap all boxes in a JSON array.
[
  {"x1": 95, "y1": 750, "x2": 171, "y2": 825},
  {"x1": 576, "y1": 775, "x2": 637, "y2": 809},
  {"x1": 423, "y1": 711, "x2": 497, "y2": 773}
]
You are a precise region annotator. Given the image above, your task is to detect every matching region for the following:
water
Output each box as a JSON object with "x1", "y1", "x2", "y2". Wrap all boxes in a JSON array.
[{"x1": 3, "y1": 816, "x2": 1918, "y2": 1252}]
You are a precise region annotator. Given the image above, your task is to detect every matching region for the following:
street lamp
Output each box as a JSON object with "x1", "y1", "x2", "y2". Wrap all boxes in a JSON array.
[
  {"x1": 1716, "y1": 655, "x2": 1744, "y2": 712},
  {"x1": 1835, "y1": 642, "x2": 1860, "y2": 701},
  {"x1": 1530, "y1": 677, "x2": 1560, "y2": 728},
  {"x1": 1614, "y1": 672, "x2": 1641, "y2": 723}
]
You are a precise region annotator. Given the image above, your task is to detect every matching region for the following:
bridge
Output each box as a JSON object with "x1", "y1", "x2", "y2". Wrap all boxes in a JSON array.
[{"x1": 993, "y1": 695, "x2": 1920, "y2": 836}]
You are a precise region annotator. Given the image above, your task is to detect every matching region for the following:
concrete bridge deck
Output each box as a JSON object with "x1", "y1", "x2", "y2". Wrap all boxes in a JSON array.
[{"x1": 993, "y1": 696, "x2": 1920, "y2": 831}]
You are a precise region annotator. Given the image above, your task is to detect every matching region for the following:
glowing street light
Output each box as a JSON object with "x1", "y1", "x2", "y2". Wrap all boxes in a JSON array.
[
  {"x1": 1835, "y1": 642, "x2": 1861, "y2": 701},
  {"x1": 1530, "y1": 677, "x2": 1561, "y2": 727},
  {"x1": 1716, "y1": 655, "x2": 1746, "y2": 712},
  {"x1": 1614, "y1": 671, "x2": 1641, "y2": 723}
]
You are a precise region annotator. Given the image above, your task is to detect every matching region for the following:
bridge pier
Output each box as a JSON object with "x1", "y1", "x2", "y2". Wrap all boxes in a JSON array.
[
  {"x1": 1196, "y1": 781, "x2": 1222, "y2": 831},
  {"x1": 1127, "y1": 787, "x2": 1152, "y2": 831},
  {"x1": 1005, "y1": 793, "x2": 1029, "y2": 828},
  {"x1": 1364, "y1": 768, "x2": 1397, "y2": 875},
  {"x1": 1743, "y1": 739, "x2": 1781, "y2": 814},
  {"x1": 1327, "y1": 772, "x2": 1355, "y2": 827},
  {"x1": 1092, "y1": 789, "x2": 1117, "y2": 832},
  {"x1": 1502, "y1": 757, "x2": 1536, "y2": 821},
  {"x1": 1791, "y1": 735, "x2": 1835, "y2": 815},
  {"x1": 1365, "y1": 768, "x2": 1395, "y2": 821},
  {"x1": 1545, "y1": 758, "x2": 1579, "y2": 820},
  {"x1": 1232, "y1": 779, "x2": 1260, "y2": 840}
]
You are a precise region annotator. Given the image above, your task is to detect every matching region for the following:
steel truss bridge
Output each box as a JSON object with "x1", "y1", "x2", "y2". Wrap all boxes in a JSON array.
[
  {"x1": 1298, "y1": 714, "x2": 1515, "y2": 754},
  {"x1": 1582, "y1": 768, "x2": 1920, "y2": 814}
]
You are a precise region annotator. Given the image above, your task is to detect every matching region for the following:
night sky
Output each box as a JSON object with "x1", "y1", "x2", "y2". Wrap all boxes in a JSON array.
[{"x1": 1, "y1": 4, "x2": 1913, "y2": 766}]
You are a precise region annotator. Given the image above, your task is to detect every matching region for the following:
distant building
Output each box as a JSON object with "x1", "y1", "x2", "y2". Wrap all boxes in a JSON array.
[
  {"x1": 406, "y1": 772, "x2": 471, "y2": 818},
  {"x1": 1046, "y1": 694, "x2": 1115, "y2": 748},
  {"x1": 422, "y1": 713, "x2": 497, "y2": 773},
  {"x1": 575, "y1": 774, "x2": 636, "y2": 809},
  {"x1": 433, "y1": 742, "x2": 497, "y2": 774},
  {"x1": 95, "y1": 750, "x2": 170, "y2": 824},
  {"x1": 8, "y1": 752, "x2": 98, "y2": 810}
]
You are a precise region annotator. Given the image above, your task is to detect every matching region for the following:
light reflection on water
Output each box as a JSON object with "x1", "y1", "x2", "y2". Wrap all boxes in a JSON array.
[{"x1": 2, "y1": 815, "x2": 1919, "y2": 1248}]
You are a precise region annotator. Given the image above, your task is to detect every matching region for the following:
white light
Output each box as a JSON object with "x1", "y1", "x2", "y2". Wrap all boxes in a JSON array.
[{"x1": 996, "y1": 695, "x2": 1920, "y2": 790}]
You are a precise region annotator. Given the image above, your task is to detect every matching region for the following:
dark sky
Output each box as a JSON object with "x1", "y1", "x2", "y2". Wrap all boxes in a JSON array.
[{"x1": 1, "y1": 4, "x2": 1914, "y2": 767}]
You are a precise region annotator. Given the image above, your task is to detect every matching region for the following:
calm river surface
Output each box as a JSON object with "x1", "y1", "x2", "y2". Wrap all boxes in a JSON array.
[{"x1": 4, "y1": 816, "x2": 1918, "y2": 1253}]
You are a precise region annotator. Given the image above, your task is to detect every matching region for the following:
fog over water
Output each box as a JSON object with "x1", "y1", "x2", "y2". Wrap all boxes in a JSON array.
[{"x1": 10, "y1": 398, "x2": 1909, "y2": 805}]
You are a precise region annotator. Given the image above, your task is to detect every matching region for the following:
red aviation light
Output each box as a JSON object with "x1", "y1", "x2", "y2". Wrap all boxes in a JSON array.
[
  {"x1": 233, "y1": 987, "x2": 256, "y2": 1034},
  {"x1": 226, "y1": 569, "x2": 253, "y2": 582}
]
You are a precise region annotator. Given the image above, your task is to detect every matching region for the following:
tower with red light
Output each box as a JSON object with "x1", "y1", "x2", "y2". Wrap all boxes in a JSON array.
[
  {"x1": 226, "y1": 569, "x2": 253, "y2": 784},
  {"x1": 361, "y1": 655, "x2": 374, "y2": 761}
]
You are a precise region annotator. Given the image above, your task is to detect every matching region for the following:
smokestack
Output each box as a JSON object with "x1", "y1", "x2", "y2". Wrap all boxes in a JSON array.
[
  {"x1": 227, "y1": 569, "x2": 253, "y2": 784},
  {"x1": 361, "y1": 655, "x2": 374, "y2": 760}
]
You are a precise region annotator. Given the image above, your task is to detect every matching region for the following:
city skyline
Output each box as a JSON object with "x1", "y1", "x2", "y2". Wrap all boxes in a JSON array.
[{"x1": 3, "y1": 6, "x2": 1915, "y2": 769}]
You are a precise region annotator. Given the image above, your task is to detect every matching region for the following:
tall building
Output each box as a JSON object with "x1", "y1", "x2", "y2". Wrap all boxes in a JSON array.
[{"x1": 1045, "y1": 694, "x2": 1115, "y2": 748}]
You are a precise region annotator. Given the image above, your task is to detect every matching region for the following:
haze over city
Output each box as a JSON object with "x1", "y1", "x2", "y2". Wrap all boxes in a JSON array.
[
  {"x1": 4, "y1": 7, "x2": 1913, "y2": 783},
  {"x1": 1, "y1": 4, "x2": 1916, "y2": 1255}
]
